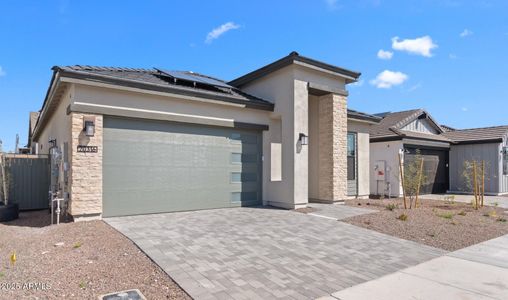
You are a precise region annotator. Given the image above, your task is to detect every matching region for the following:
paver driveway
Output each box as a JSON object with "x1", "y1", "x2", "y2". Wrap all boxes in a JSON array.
[{"x1": 106, "y1": 207, "x2": 445, "y2": 300}]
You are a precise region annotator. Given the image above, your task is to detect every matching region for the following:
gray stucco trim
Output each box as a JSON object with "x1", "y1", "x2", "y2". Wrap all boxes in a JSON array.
[
  {"x1": 454, "y1": 138, "x2": 503, "y2": 145},
  {"x1": 67, "y1": 103, "x2": 269, "y2": 131},
  {"x1": 229, "y1": 51, "x2": 361, "y2": 87},
  {"x1": 403, "y1": 139, "x2": 451, "y2": 149},
  {"x1": 347, "y1": 110, "x2": 382, "y2": 124},
  {"x1": 308, "y1": 82, "x2": 348, "y2": 96},
  {"x1": 58, "y1": 69, "x2": 275, "y2": 111}
]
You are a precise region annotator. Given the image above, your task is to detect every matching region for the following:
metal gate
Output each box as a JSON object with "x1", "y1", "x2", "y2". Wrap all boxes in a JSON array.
[{"x1": 1, "y1": 154, "x2": 50, "y2": 210}]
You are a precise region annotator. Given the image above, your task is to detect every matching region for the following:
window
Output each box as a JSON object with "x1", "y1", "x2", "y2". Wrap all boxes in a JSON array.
[
  {"x1": 347, "y1": 132, "x2": 356, "y2": 180},
  {"x1": 503, "y1": 147, "x2": 508, "y2": 175}
]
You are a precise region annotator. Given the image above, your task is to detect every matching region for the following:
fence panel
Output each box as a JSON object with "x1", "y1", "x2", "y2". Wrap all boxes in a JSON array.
[{"x1": 2, "y1": 154, "x2": 50, "y2": 210}]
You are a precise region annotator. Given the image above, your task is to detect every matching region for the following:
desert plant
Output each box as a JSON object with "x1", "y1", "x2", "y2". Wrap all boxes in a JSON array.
[
  {"x1": 461, "y1": 160, "x2": 493, "y2": 209},
  {"x1": 79, "y1": 281, "x2": 87, "y2": 289},
  {"x1": 73, "y1": 242, "x2": 82, "y2": 249},
  {"x1": 402, "y1": 150, "x2": 427, "y2": 209},
  {"x1": 385, "y1": 203, "x2": 398, "y2": 211},
  {"x1": 444, "y1": 195, "x2": 456, "y2": 205},
  {"x1": 0, "y1": 154, "x2": 12, "y2": 205},
  {"x1": 457, "y1": 211, "x2": 467, "y2": 216},
  {"x1": 397, "y1": 213, "x2": 408, "y2": 221},
  {"x1": 493, "y1": 202, "x2": 499, "y2": 207},
  {"x1": 437, "y1": 212, "x2": 454, "y2": 219},
  {"x1": 496, "y1": 217, "x2": 507, "y2": 222}
]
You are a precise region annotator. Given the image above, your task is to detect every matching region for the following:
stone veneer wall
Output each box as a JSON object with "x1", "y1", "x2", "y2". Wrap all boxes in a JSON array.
[
  {"x1": 69, "y1": 113, "x2": 103, "y2": 219},
  {"x1": 317, "y1": 93, "x2": 348, "y2": 202}
]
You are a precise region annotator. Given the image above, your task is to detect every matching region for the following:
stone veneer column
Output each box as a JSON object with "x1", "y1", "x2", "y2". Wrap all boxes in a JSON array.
[
  {"x1": 69, "y1": 113, "x2": 103, "y2": 220},
  {"x1": 318, "y1": 93, "x2": 347, "y2": 202}
]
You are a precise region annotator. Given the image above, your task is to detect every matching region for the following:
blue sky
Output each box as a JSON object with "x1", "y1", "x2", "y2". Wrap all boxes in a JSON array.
[{"x1": 1, "y1": 0, "x2": 507, "y2": 151}]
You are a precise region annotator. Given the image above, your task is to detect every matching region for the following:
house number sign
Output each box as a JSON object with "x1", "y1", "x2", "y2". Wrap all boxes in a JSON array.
[{"x1": 77, "y1": 145, "x2": 98, "y2": 153}]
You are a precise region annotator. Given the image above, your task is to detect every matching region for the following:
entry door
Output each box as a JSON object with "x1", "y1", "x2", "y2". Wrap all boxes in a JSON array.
[{"x1": 103, "y1": 117, "x2": 263, "y2": 217}]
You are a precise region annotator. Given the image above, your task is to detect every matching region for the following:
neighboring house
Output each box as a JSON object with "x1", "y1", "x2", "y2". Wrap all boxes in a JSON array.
[
  {"x1": 443, "y1": 126, "x2": 508, "y2": 195},
  {"x1": 369, "y1": 109, "x2": 508, "y2": 197},
  {"x1": 27, "y1": 111, "x2": 40, "y2": 154},
  {"x1": 31, "y1": 51, "x2": 378, "y2": 220}
]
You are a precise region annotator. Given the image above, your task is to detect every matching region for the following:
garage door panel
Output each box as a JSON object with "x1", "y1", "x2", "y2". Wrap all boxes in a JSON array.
[{"x1": 103, "y1": 117, "x2": 262, "y2": 217}]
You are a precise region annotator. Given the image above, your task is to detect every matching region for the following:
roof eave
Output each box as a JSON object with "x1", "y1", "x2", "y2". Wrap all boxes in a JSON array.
[
  {"x1": 57, "y1": 69, "x2": 275, "y2": 111},
  {"x1": 453, "y1": 138, "x2": 503, "y2": 145},
  {"x1": 229, "y1": 52, "x2": 361, "y2": 87}
]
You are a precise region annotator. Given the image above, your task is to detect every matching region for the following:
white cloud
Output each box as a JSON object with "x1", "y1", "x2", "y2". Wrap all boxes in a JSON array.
[
  {"x1": 449, "y1": 53, "x2": 458, "y2": 59},
  {"x1": 461, "y1": 107, "x2": 468, "y2": 112},
  {"x1": 0, "y1": 66, "x2": 5, "y2": 77},
  {"x1": 460, "y1": 29, "x2": 473, "y2": 38},
  {"x1": 205, "y1": 22, "x2": 240, "y2": 44},
  {"x1": 391, "y1": 36, "x2": 438, "y2": 57},
  {"x1": 370, "y1": 70, "x2": 408, "y2": 89},
  {"x1": 377, "y1": 49, "x2": 393, "y2": 60}
]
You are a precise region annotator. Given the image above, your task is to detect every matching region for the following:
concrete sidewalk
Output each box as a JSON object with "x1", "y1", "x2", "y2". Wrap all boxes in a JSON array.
[
  {"x1": 327, "y1": 234, "x2": 508, "y2": 300},
  {"x1": 422, "y1": 193, "x2": 508, "y2": 209}
]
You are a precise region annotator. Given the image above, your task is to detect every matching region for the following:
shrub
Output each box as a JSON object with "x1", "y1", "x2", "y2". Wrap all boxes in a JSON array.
[
  {"x1": 497, "y1": 217, "x2": 507, "y2": 222},
  {"x1": 385, "y1": 203, "x2": 398, "y2": 211},
  {"x1": 482, "y1": 211, "x2": 497, "y2": 218},
  {"x1": 444, "y1": 195, "x2": 456, "y2": 204},
  {"x1": 397, "y1": 213, "x2": 408, "y2": 221},
  {"x1": 73, "y1": 242, "x2": 82, "y2": 249},
  {"x1": 437, "y1": 212, "x2": 454, "y2": 219},
  {"x1": 79, "y1": 281, "x2": 87, "y2": 289},
  {"x1": 457, "y1": 211, "x2": 466, "y2": 216}
]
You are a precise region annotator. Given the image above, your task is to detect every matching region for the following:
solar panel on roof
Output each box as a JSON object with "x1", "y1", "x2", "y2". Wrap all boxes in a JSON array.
[
  {"x1": 156, "y1": 69, "x2": 233, "y2": 89},
  {"x1": 191, "y1": 75, "x2": 234, "y2": 89}
]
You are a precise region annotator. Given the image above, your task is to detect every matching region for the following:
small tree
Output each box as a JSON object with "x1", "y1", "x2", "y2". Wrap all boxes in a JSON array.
[
  {"x1": 461, "y1": 160, "x2": 491, "y2": 209},
  {"x1": 402, "y1": 150, "x2": 427, "y2": 209},
  {"x1": 0, "y1": 154, "x2": 11, "y2": 205}
]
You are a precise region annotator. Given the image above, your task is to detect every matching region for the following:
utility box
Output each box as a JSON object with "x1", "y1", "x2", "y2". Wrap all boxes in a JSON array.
[{"x1": 374, "y1": 160, "x2": 386, "y2": 181}]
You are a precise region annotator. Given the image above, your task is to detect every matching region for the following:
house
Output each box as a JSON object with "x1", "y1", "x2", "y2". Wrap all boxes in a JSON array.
[
  {"x1": 30, "y1": 51, "x2": 379, "y2": 220},
  {"x1": 443, "y1": 126, "x2": 508, "y2": 195},
  {"x1": 369, "y1": 109, "x2": 508, "y2": 197}
]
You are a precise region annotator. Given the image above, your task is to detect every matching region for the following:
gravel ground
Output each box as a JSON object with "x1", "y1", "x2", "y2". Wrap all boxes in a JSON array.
[
  {"x1": 343, "y1": 198, "x2": 508, "y2": 251},
  {"x1": 0, "y1": 210, "x2": 190, "y2": 300}
]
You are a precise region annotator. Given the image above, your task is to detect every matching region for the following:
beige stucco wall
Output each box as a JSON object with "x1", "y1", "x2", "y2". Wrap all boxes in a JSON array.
[
  {"x1": 241, "y1": 67, "x2": 298, "y2": 208},
  {"x1": 72, "y1": 84, "x2": 272, "y2": 128},
  {"x1": 308, "y1": 95, "x2": 320, "y2": 199},
  {"x1": 37, "y1": 85, "x2": 73, "y2": 155},
  {"x1": 370, "y1": 140, "x2": 404, "y2": 197}
]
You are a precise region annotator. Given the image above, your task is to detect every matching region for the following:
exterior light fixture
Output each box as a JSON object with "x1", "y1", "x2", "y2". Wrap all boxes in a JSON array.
[
  {"x1": 299, "y1": 133, "x2": 308, "y2": 146},
  {"x1": 83, "y1": 120, "x2": 95, "y2": 137}
]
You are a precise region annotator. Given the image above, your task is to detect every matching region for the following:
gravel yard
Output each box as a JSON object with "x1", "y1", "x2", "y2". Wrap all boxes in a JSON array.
[
  {"x1": 342, "y1": 198, "x2": 508, "y2": 251},
  {"x1": 0, "y1": 210, "x2": 190, "y2": 300}
]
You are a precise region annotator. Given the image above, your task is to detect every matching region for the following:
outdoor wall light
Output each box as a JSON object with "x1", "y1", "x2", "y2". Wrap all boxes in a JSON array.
[
  {"x1": 84, "y1": 120, "x2": 95, "y2": 137},
  {"x1": 299, "y1": 133, "x2": 308, "y2": 146}
]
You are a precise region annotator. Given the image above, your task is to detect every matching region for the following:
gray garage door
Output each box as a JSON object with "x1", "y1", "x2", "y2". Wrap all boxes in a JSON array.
[{"x1": 103, "y1": 117, "x2": 263, "y2": 217}]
